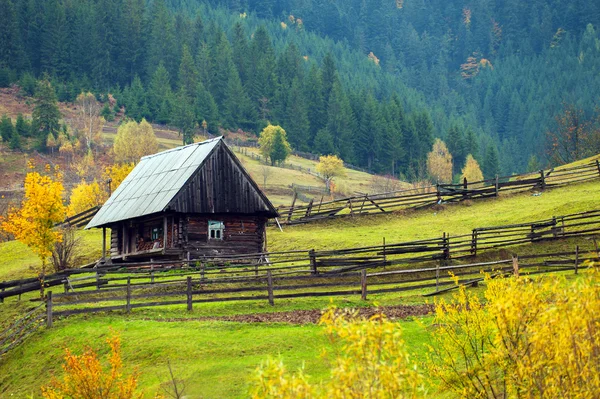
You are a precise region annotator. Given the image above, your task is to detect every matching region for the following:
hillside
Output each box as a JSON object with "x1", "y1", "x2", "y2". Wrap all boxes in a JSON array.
[{"x1": 0, "y1": 172, "x2": 599, "y2": 397}]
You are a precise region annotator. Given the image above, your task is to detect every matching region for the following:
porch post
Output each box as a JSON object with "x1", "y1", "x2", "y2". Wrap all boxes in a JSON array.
[
  {"x1": 102, "y1": 227, "x2": 106, "y2": 261},
  {"x1": 163, "y1": 216, "x2": 168, "y2": 254}
]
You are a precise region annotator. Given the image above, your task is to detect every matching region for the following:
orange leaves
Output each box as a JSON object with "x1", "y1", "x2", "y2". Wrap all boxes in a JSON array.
[
  {"x1": 1, "y1": 164, "x2": 65, "y2": 266},
  {"x1": 41, "y1": 334, "x2": 142, "y2": 399}
]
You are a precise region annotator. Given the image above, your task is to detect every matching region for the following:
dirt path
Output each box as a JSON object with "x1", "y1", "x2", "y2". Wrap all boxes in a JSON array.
[{"x1": 146, "y1": 304, "x2": 434, "y2": 325}]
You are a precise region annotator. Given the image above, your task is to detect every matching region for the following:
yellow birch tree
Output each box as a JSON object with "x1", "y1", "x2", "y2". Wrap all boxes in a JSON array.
[
  {"x1": 426, "y1": 139, "x2": 453, "y2": 183},
  {"x1": 1, "y1": 163, "x2": 66, "y2": 274},
  {"x1": 460, "y1": 154, "x2": 484, "y2": 183}
]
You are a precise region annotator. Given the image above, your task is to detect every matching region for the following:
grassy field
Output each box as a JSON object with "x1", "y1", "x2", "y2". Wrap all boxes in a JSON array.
[
  {"x1": 267, "y1": 179, "x2": 600, "y2": 252},
  {"x1": 1, "y1": 158, "x2": 599, "y2": 398}
]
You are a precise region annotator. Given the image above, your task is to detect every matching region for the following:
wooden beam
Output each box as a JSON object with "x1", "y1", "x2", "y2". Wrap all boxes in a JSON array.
[
  {"x1": 102, "y1": 227, "x2": 106, "y2": 261},
  {"x1": 163, "y1": 216, "x2": 168, "y2": 255}
]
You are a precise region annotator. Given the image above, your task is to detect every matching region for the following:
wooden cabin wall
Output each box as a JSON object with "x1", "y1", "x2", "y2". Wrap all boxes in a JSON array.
[
  {"x1": 169, "y1": 145, "x2": 273, "y2": 216},
  {"x1": 184, "y1": 214, "x2": 266, "y2": 256},
  {"x1": 108, "y1": 216, "x2": 182, "y2": 256}
]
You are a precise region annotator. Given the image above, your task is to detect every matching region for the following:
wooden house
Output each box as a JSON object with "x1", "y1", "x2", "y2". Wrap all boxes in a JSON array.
[{"x1": 86, "y1": 137, "x2": 278, "y2": 262}]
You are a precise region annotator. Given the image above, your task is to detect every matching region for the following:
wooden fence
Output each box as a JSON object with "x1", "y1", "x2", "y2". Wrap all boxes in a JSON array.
[
  {"x1": 1, "y1": 246, "x2": 598, "y2": 357},
  {"x1": 278, "y1": 160, "x2": 600, "y2": 224},
  {"x1": 2, "y1": 208, "x2": 599, "y2": 302}
]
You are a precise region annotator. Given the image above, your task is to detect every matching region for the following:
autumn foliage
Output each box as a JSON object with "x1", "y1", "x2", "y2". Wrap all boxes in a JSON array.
[
  {"x1": 67, "y1": 180, "x2": 107, "y2": 217},
  {"x1": 41, "y1": 334, "x2": 142, "y2": 399},
  {"x1": 250, "y1": 306, "x2": 425, "y2": 398},
  {"x1": 316, "y1": 155, "x2": 346, "y2": 193},
  {"x1": 429, "y1": 267, "x2": 600, "y2": 399},
  {"x1": 426, "y1": 139, "x2": 453, "y2": 183},
  {"x1": 1, "y1": 163, "x2": 65, "y2": 268},
  {"x1": 113, "y1": 119, "x2": 159, "y2": 163},
  {"x1": 460, "y1": 154, "x2": 484, "y2": 183}
]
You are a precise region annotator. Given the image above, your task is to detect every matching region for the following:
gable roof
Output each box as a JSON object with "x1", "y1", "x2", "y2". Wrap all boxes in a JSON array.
[{"x1": 86, "y1": 137, "x2": 277, "y2": 229}]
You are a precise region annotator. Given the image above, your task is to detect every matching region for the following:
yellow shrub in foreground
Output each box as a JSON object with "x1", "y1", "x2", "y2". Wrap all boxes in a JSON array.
[
  {"x1": 250, "y1": 307, "x2": 425, "y2": 399},
  {"x1": 429, "y1": 267, "x2": 600, "y2": 399},
  {"x1": 41, "y1": 335, "x2": 142, "y2": 399}
]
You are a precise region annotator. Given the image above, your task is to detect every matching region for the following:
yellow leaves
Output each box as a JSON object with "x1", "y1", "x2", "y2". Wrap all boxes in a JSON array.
[
  {"x1": 103, "y1": 163, "x2": 135, "y2": 193},
  {"x1": 113, "y1": 119, "x2": 159, "y2": 163},
  {"x1": 252, "y1": 306, "x2": 425, "y2": 398},
  {"x1": 280, "y1": 22, "x2": 288, "y2": 30},
  {"x1": 461, "y1": 154, "x2": 483, "y2": 183},
  {"x1": 1, "y1": 165, "x2": 65, "y2": 266},
  {"x1": 316, "y1": 155, "x2": 345, "y2": 180},
  {"x1": 368, "y1": 52, "x2": 380, "y2": 66},
  {"x1": 429, "y1": 268, "x2": 600, "y2": 398},
  {"x1": 68, "y1": 179, "x2": 107, "y2": 216},
  {"x1": 462, "y1": 8, "x2": 471, "y2": 28},
  {"x1": 426, "y1": 139, "x2": 453, "y2": 183},
  {"x1": 41, "y1": 334, "x2": 142, "y2": 399}
]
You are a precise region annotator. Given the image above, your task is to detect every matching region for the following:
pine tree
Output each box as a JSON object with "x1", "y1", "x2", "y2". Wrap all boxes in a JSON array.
[
  {"x1": 248, "y1": 26, "x2": 276, "y2": 110},
  {"x1": 483, "y1": 144, "x2": 500, "y2": 179},
  {"x1": 223, "y1": 63, "x2": 256, "y2": 131},
  {"x1": 314, "y1": 128, "x2": 335, "y2": 155},
  {"x1": 446, "y1": 124, "x2": 466, "y2": 175},
  {"x1": 0, "y1": 0, "x2": 26, "y2": 72},
  {"x1": 178, "y1": 45, "x2": 198, "y2": 100},
  {"x1": 123, "y1": 75, "x2": 148, "y2": 122},
  {"x1": 231, "y1": 22, "x2": 250, "y2": 85},
  {"x1": 325, "y1": 80, "x2": 355, "y2": 161},
  {"x1": 283, "y1": 77, "x2": 310, "y2": 151},
  {"x1": 270, "y1": 128, "x2": 290, "y2": 165},
  {"x1": 15, "y1": 113, "x2": 30, "y2": 137},
  {"x1": 147, "y1": 61, "x2": 173, "y2": 123},
  {"x1": 195, "y1": 81, "x2": 219, "y2": 135},
  {"x1": 305, "y1": 65, "x2": 326, "y2": 146},
  {"x1": 32, "y1": 77, "x2": 61, "y2": 149},
  {"x1": 0, "y1": 115, "x2": 15, "y2": 142},
  {"x1": 356, "y1": 94, "x2": 383, "y2": 170},
  {"x1": 320, "y1": 53, "x2": 337, "y2": 106},
  {"x1": 173, "y1": 88, "x2": 196, "y2": 145}
]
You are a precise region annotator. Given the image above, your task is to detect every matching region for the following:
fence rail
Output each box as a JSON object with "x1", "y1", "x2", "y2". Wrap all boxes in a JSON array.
[
  {"x1": 2, "y1": 208, "x2": 600, "y2": 302},
  {"x1": 1, "y1": 246, "x2": 598, "y2": 357},
  {"x1": 277, "y1": 160, "x2": 600, "y2": 224}
]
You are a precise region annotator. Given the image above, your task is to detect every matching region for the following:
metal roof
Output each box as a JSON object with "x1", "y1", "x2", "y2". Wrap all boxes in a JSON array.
[{"x1": 86, "y1": 137, "x2": 223, "y2": 229}]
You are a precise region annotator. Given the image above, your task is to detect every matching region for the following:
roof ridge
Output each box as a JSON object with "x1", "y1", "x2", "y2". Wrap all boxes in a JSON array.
[{"x1": 140, "y1": 136, "x2": 223, "y2": 161}]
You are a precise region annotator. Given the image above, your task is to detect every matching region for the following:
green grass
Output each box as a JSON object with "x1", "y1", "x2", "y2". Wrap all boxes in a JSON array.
[
  {"x1": 267, "y1": 179, "x2": 600, "y2": 252},
  {"x1": 0, "y1": 229, "x2": 102, "y2": 282},
  {"x1": 0, "y1": 307, "x2": 433, "y2": 398}
]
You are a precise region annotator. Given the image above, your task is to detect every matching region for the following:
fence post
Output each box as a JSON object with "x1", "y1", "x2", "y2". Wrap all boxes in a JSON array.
[
  {"x1": 443, "y1": 232, "x2": 450, "y2": 260},
  {"x1": 187, "y1": 276, "x2": 193, "y2": 311},
  {"x1": 201, "y1": 262, "x2": 205, "y2": 281},
  {"x1": 126, "y1": 277, "x2": 131, "y2": 313},
  {"x1": 309, "y1": 249, "x2": 317, "y2": 275},
  {"x1": 435, "y1": 262, "x2": 440, "y2": 291},
  {"x1": 596, "y1": 160, "x2": 600, "y2": 177},
  {"x1": 96, "y1": 271, "x2": 100, "y2": 290},
  {"x1": 0, "y1": 287, "x2": 4, "y2": 303},
  {"x1": 512, "y1": 254, "x2": 519, "y2": 277},
  {"x1": 540, "y1": 169, "x2": 546, "y2": 190},
  {"x1": 382, "y1": 237, "x2": 387, "y2": 269},
  {"x1": 471, "y1": 230, "x2": 478, "y2": 256},
  {"x1": 575, "y1": 246, "x2": 579, "y2": 275},
  {"x1": 361, "y1": 269, "x2": 367, "y2": 300},
  {"x1": 46, "y1": 291, "x2": 53, "y2": 328},
  {"x1": 436, "y1": 183, "x2": 441, "y2": 203},
  {"x1": 495, "y1": 175, "x2": 499, "y2": 197},
  {"x1": 266, "y1": 270, "x2": 274, "y2": 306}
]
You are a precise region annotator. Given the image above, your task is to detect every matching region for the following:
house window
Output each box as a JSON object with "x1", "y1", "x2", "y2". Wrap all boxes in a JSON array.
[
  {"x1": 151, "y1": 226, "x2": 163, "y2": 240},
  {"x1": 208, "y1": 220, "x2": 224, "y2": 240}
]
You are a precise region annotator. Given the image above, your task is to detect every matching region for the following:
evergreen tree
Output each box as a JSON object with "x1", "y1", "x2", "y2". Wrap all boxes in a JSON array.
[
  {"x1": 483, "y1": 144, "x2": 501, "y2": 179},
  {"x1": 173, "y1": 88, "x2": 196, "y2": 145},
  {"x1": 195, "y1": 81, "x2": 219, "y2": 135},
  {"x1": 305, "y1": 65, "x2": 326, "y2": 145},
  {"x1": 0, "y1": 115, "x2": 15, "y2": 143},
  {"x1": 178, "y1": 45, "x2": 198, "y2": 99},
  {"x1": 231, "y1": 22, "x2": 250, "y2": 85},
  {"x1": 283, "y1": 77, "x2": 309, "y2": 151},
  {"x1": 147, "y1": 62, "x2": 173, "y2": 123},
  {"x1": 446, "y1": 124, "x2": 466, "y2": 175},
  {"x1": 123, "y1": 75, "x2": 148, "y2": 121},
  {"x1": 270, "y1": 128, "x2": 290, "y2": 165},
  {"x1": 248, "y1": 26, "x2": 276, "y2": 112},
  {"x1": 15, "y1": 113, "x2": 30, "y2": 137},
  {"x1": 0, "y1": 0, "x2": 26, "y2": 72},
  {"x1": 320, "y1": 53, "x2": 337, "y2": 106},
  {"x1": 314, "y1": 128, "x2": 335, "y2": 155},
  {"x1": 324, "y1": 80, "x2": 355, "y2": 161},
  {"x1": 223, "y1": 63, "x2": 256, "y2": 131},
  {"x1": 356, "y1": 94, "x2": 383, "y2": 170},
  {"x1": 31, "y1": 78, "x2": 61, "y2": 149}
]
